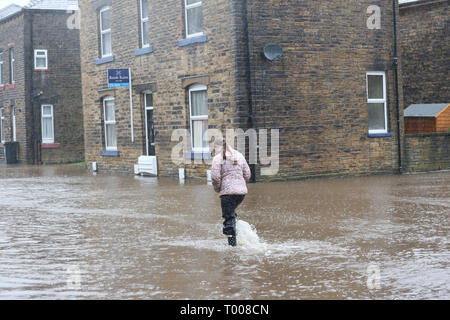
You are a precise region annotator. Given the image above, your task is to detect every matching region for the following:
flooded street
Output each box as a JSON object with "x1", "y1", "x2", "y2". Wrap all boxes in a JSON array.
[{"x1": 0, "y1": 165, "x2": 448, "y2": 300}]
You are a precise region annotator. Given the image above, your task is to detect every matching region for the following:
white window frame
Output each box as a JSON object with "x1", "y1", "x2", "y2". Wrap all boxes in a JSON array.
[
  {"x1": 99, "y1": 6, "x2": 112, "y2": 58},
  {"x1": 10, "y1": 48, "x2": 15, "y2": 84},
  {"x1": 0, "y1": 108, "x2": 5, "y2": 144},
  {"x1": 140, "y1": 0, "x2": 150, "y2": 48},
  {"x1": 41, "y1": 105, "x2": 54, "y2": 144},
  {"x1": 103, "y1": 96, "x2": 117, "y2": 151},
  {"x1": 0, "y1": 52, "x2": 3, "y2": 86},
  {"x1": 366, "y1": 71, "x2": 388, "y2": 134},
  {"x1": 184, "y1": 0, "x2": 203, "y2": 39},
  {"x1": 34, "y1": 49, "x2": 48, "y2": 70},
  {"x1": 189, "y1": 84, "x2": 208, "y2": 152}
]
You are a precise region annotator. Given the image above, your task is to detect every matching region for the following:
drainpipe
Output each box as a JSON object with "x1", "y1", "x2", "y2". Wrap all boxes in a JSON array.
[
  {"x1": 243, "y1": 0, "x2": 256, "y2": 183},
  {"x1": 28, "y1": 11, "x2": 38, "y2": 165},
  {"x1": 392, "y1": 0, "x2": 403, "y2": 173},
  {"x1": 29, "y1": 11, "x2": 43, "y2": 165}
]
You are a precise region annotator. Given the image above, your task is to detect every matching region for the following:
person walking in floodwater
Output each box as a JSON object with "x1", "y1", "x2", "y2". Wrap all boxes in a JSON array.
[{"x1": 211, "y1": 138, "x2": 251, "y2": 246}]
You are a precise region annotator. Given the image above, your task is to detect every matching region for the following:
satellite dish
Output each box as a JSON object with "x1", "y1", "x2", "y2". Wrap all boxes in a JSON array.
[{"x1": 263, "y1": 44, "x2": 283, "y2": 61}]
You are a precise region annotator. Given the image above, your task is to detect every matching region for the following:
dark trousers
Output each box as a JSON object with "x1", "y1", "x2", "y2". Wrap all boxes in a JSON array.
[{"x1": 220, "y1": 195, "x2": 245, "y2": 236}]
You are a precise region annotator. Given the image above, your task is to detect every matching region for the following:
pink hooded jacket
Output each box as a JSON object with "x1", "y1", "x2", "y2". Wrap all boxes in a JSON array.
[{"x1": 211, "y1": 147, "x2": 251, "y2": 196}]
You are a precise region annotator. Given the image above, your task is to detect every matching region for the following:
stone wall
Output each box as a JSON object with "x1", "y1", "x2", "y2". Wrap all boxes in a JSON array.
[
  {"x1": 399, "y1": 0, "x2": 449, "y2": 107},
  {"x1": 79, "y1": 0, "x2": 240, "y2": 177},
  {"x1": 404, "y1": 133, "x2": 450, "y2": 172},
  {"x1": 246, "y1": 0, "x2": 404, "y2": 180},
  {"x1": 0, "y1": 12, "x2": 29, "y2": 163},
  {"x1": 79, "y1": 0, "x2": 405, "y2": 180}
]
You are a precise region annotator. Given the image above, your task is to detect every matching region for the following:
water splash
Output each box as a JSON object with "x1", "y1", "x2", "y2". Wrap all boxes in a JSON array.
[{"x1": 236, "y1": 220, "x2": 266, "y2": 250}]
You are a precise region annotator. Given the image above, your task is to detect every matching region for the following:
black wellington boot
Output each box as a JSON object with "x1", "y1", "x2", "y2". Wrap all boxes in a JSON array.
[{"x1": 228, "y1": 235, "x2": 237, "y2": 247}]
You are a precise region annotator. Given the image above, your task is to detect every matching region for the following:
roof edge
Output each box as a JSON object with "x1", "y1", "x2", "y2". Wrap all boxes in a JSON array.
[
  {"x1": 404, "y1": 103, "x2": 450, "y2": 118},
  {"x1": 0, "y1": 5, "x2": 24, "y2": 24},
  {"x1": 399, "y1": 0, "x2": 448, "y2": 10},
  {"x1": 435, "y1": 104, "x2": 450, "y2": 118},
  {"x1": 23, "y1": 0, "x2": 79, "y2": 11}
]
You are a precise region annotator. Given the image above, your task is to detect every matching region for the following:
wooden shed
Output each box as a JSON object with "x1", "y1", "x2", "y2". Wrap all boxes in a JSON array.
[{"x1": 404, "y1": 103, "x2": 450, "y2": 134}]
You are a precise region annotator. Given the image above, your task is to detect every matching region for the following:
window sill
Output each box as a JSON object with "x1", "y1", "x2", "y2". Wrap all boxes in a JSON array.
[
  {"x1": 41, "y1": 143, "x2": 61, "y2": 149},
  {"x1": 184, "y1": 151, "x2": 212, "y2": 160},
  {"x1": 8, "y1": 84, "x2": 15, "y2": 89},
  {"x1": 34, "y1": 69, "x2": 50, "y2": 72},
  {"x1": 368, "y1": 132, "x2": 393, "y2": 138},
  {"x1": 100, "y1": 150, "x2": 120, "y2": 157},
  {"x1": 134, "y1": 45, "x2": 153, "y2": 56},
  {"x1": 96, "y1": 55, "x2": 115, "y2": 65},
  {"x1": 178, "y1": 34, "x2": 208, "y2": 47}
]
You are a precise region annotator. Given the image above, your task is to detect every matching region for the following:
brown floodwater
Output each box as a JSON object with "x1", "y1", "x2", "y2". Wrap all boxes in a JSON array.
[{"x1": 0, "y1": 164, "x2": 448, "y2": 299}]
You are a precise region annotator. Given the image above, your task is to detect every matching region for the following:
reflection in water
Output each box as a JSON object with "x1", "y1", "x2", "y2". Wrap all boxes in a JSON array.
[{"x1": 0, "y1": 164, "x2": 449, "y2": 299}]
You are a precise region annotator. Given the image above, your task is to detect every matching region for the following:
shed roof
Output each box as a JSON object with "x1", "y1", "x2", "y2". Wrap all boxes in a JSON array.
[{"x1": 404, "y1": 103, "x2": 450, "y2": 117}]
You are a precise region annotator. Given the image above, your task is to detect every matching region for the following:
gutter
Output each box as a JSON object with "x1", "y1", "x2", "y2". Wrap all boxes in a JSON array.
[{"x1": 28, "y1": 11, "x2": 40, "y2": 164}]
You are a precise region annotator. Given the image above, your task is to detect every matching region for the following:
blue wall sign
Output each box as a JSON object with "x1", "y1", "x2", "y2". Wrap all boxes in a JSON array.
[{"x1": 108, "y1": 69, "x2": 130, "y2": 87}]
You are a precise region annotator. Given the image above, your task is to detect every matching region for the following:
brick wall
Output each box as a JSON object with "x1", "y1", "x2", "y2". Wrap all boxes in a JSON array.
[
  {"x1": 0, "y1": 9, "x2": 84, "y2": 165},
  {"x1": 30, "y1": 11, "x2": 84, "y2": 164},
  {"x1": 404, "y1": 133, "x2": 450, "y2": 172},
  {"x1": 399, "y1": 0, "x2": 450, "y2": 107}
]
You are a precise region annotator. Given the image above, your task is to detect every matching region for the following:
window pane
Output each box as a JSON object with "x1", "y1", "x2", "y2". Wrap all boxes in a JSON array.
[
  {"x1": 141, "y1": 0, "x2": 149, "y2": 18},
  {"x1": 187, "y1": 0, "x2": 201, "y2": 5},
  {"x1": 368, "y1": 103, "x2": 386, "y2": 131},
  {"x1": 36, "y1": 57, "x2": 46, "y2": 68},
  {"x1": 42, "y1": 106, "x2": 52, "y2": 116},
  {"x1": 104, "y1": 100, "x2": 115, "y2": 121},
  {"x1": 187, "y1": 6, "x2": 202, "y2": 36},
  {"x1": 202, "y1": 120, "x2": 208, "y2": 149},
  {"x1": 100, "y1": 9, "x2": 110, "y2": 31},
  {"x1": 102, "y1": 32, "x2": 112, "y2": 56},
  {"x1": 10, "y1": 48, "x2": 14, "y2": 82},
  {"x1": 367, "y1": 75, "x2": 384, "y2": 99},
  {"x1": 42, "y1": 117, "x2": 53, "y2": 140},
  {"x1": 191, "y1": 90, "x2": 207, "y2": 116},
  {"x1": 106, "y1": 124, "x2": 117, "y2": 148},
  {"x1": 192, "y1": 119, "x2": 208, "y2": 149},
  {"x1": 145, "y1": 93, "x2": 153, "y2": 107},
  {"x1": 142, "y1": 21, "x2": 150, "y2": 46}
]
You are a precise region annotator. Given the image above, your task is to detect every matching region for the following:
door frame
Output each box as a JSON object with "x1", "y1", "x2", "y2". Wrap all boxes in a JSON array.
[{"x1": 143, "y1": 91, "x2": 154, "y2": 156}]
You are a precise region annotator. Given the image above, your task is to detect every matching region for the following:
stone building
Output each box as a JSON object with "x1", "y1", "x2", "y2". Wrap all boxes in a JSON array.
[
  {"x1": 79, "y1": 0, "x2": 405, "y2": 179},
  {"x1": 399, "y1": 0, "x2": 449, "y2": 107},
  {"x1": 0, "y1": 0, "x2": 84, "y2": 164}
]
